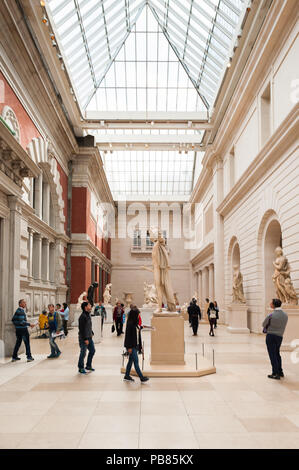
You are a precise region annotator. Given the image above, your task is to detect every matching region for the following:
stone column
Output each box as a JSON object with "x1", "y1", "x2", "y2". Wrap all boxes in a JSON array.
[
  {"x1": 42, "y1": 182, "x2": 50, "y2": 225},
  {"x1": 202, "y1": 267, "x2": 209, "y2": 301},
  {"x1": 198, "y1": 270, "x2": 203, "y2": 310},
  {"x1": 193, "y1": 271, "x2": 199, "y2": 299},
  {"x1": 49, "y1": 242, "x2": 55, "y2": 284},
  {"x1": 33, "y1": 233, "x2": 42, "y2": 281},
  {"x1": 209, "y1": 263, "x2": 215, "y2": 301},
  {"x1": 34, "y1": 172, "x2": 43, "y2": 219},
  {"x1": 27, "y1": 228, "x2": 34, "y2": 279},
  {"x1": 94, "y1": 258, "x2": 99, "y2": 302},
  {"x1": 5, "y1": 196, "x2": 22, "y2": 355},
  {"x1": 42, "y1": 238, "x2": 50, "y2": 282},
  {"x1": 212, "y1": 156, "x2": 225, "y2": 309}
]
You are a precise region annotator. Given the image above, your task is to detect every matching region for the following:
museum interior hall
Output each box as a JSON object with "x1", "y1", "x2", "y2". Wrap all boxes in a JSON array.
[{"x1": 0, "y1": 0, "x2": 298, "y2": 450}]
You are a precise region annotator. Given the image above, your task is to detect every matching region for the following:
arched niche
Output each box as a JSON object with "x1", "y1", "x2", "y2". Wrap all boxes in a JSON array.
[
  {"x1": 264, "y1": 218, "x2": 282, "y2": 306},
  {"x1": 227, "y1": 236, "x2": 241, "y2": 302}
]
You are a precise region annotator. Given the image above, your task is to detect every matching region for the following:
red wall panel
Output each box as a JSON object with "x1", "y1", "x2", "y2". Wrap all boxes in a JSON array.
[{"x1": 0, "y1": 72, "x2": 40, "y2": 149}]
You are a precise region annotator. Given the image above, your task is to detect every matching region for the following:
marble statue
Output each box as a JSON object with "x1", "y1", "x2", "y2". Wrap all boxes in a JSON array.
[
  {"x1": 87, "y1": 282, "x2": 98, "y2": 307},
  {"x1": 103, "y1": 283, "x2": 112, "y2": 306},
  {"x1": 272, "y1": 247, "x2": 298, "y2": 305},
  {"x1": 123, "y1": 292, "x2": 133, "y2": 308},
  {"x1": 143, "y1": 282, "x2": 158, "y2": 307},
  {"x1": 232, "y1": 265, "x2": 246, "y2": 304},
  {"x1": 143, "y1": 229, "x2": 176, "y2": 313},
  {"x1": 77, "y1": 291, "x2": 87, "y2": 309}
]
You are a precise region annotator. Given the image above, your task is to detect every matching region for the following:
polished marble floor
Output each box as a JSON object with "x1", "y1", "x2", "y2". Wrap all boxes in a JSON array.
[{"x1": 0, "y1": 321, "x2": 298, "y2": 449}]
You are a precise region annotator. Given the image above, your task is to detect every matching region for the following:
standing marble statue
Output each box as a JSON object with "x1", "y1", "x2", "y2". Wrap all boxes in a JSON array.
[
  {"x1": 87, "y1": 282, "x2": 98, "y2": 307},
  {"x1": 232, "y1": 265, "x2": 246, "y2": 304},
  {"x1": 272, "y1": 247, "x2": 298, "y2": 305},
  {"x1": 103, "y1": 283, "x2": 112, "y2": 306},
  {"x1": 143, "y1": 229, "x2": 176, "y2": 313}
]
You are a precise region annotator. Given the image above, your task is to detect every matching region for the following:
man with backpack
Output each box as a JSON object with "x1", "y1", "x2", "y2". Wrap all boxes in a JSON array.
[{"x1": 113, "y1": 302, "x2": 125, "y2": 336}]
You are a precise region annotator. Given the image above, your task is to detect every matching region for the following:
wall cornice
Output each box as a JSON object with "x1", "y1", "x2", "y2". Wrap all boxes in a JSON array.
[
  {"x1": 217, "y1": 105, "x2": 299, "y2": 218},
  {"x1": 71, "y1": 239, "x2": 112, "y2": 270},
  {"x1": 190, "y1": 0, "x2": 297, "y2": 204},
  {"x1": 190, "y1": 242, "x2": 214, "y2": 268}
]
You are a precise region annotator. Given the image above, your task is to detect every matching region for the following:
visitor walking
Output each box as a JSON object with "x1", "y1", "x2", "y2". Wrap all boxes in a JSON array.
[
  {"x1": 113, "y1": 302, "x2": 124, "y2": 336},
  {"x1": 123, "y1": 307, "x2": 149, "y2": 383},
  {"x1": 78, "y1": 301, "x2": 95, "y2": 374},
  {"x1": 263, "y1": 298, "x2": 288, "y2": 380},
  {"x1": 188, "y1": 299, "x2": 201, "y2": 336},
  {"x1": 94, "y1": 301, "x2": 107, "y2": 335},
  {"x1": 204, "y1": 298, "x2": 210, "y2": 321},
  {"x1": 214, "y1": 300, "x2": 219, "y2": 328},
  {"x1": 11, "y1": 299, "x2": 35, "y2": 362},
  {"x1": 207, "y1": 302, "x2": 217, "y2": 336},
  {"x1": 61, "y1": 302, "x2": 69, "y2": 336},
  {"x1": 47, "y1": 304, "x2": 63, "y2": 358}
]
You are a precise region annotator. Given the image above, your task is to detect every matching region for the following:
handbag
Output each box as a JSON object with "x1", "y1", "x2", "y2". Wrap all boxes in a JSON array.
[
  {"x1": 111, "y1": 324, "x2": 115, "y2": 333},
  {"x1": 209, "y1": 309, "x2": 216, "y2": 319}
]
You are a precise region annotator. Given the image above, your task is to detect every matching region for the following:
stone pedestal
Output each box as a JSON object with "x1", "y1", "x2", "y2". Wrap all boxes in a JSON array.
[
  {"x1": 266, "y1": 306, "x2": 299, "y2": 351},
  {"x1": 150, "y1": 312, "x2": 185, "y2": 365},
  {"x1": 104, "y1": 305, "x2": 113, "y2": 323},
  {"x1": 227, "y1": 303, "x2": 250, "y2": 334},
  {"x1": 140, "y1": 307, "x2": 155, "y2": 326},
  {"x1": 91, "y1": 316, "x2": 101, "y2": 344}
]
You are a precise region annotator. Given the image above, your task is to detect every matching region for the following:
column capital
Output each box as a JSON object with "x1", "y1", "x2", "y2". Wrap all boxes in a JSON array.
[
  {"x1": 28, "y1": 227, "x2": 34, "y2": 235},
  {"x1": 42, "y1": 238, "x2": 50, "y2": 245},
  {"x1": 34, "y1": 233, "x2": 42, "y2": 241}
]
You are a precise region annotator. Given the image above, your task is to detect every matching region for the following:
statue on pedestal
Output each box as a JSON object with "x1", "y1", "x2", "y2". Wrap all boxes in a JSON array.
[
  {"x1": 143, "y1": 229, "x2": 176, "y2": 313},
  {"x1": 272, "y1": 247, "x2": 298, "y2": 305},
  {"x1": 232, "y1": 265, "x2": 246, "y2": 304},
  {"x1": 103, "y1": 283, "x2": 112, "y2": 306}
]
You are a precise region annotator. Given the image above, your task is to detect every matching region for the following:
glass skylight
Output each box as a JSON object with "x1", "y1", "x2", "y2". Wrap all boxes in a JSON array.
[
  {"x1": 103, "y1": 150, "x2": 194, "y2": 199},
  {"x1": 46, "y1": 0, "x2": 247, "y2": 111}
]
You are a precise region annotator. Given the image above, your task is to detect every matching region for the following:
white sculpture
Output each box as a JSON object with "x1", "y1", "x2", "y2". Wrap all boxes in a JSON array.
[
  {"x1": 124, "y1": 292, "x2": 133, "y2": 308},
  {"x1": 143, "y1": 282, "x2": 158, "y2": 307},
  {"x1": 272, "y1": 247, "x2": 298, "y2": 305},
  {"x1": 143, "y1": 228, "x2": 176, "y2": 313},
  {"x1": 103, "y1": 283, "x2": 112, "y2": 306},
  {"x1": 77, "y1": 291, "x2": 87, "y2": 309},
  {"x1": 232, "y1": 265, "x2": 246, "y2": 304}
]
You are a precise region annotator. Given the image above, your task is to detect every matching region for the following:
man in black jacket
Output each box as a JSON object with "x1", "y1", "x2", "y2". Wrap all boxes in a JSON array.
[
  {"x1": 12, "y1": 299, "x2": 35, "y2": 362},
  {"x1": 188, "y1": 299, "x2": 201, "y2": 336},
  {"x1": 78, "y1": 302, "x2": 95, "y2": 374}
]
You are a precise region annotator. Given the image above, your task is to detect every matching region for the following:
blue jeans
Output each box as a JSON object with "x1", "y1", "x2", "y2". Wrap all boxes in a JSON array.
[
  {"x1": 49, "y1": 332, "x2": 61, "y2": 356},
  {"x1": 125, "y1": 347, "x2": 144, "y2": 379},
  {"x1": 12, "y1": 329, "x2": 32, "y2": 359},
  {"x1": 78, "y1": 338, "x2": 95, "y2": 369},
  {"x1": 266, "y1": 334, "x2": 283, "y2": 375}
]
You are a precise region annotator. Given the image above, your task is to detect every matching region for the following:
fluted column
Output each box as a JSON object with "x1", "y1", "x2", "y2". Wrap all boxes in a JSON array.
[
  {"x1": 27, "y1": 228, "x2": 34, "y2": 279},
  {"x1": 209, "y1": 263, "x2": 215, "y2": 301},
  {"x1": 33, "y1": 233, "x2": 42, "y2": 281},
  {"x1": 34, "y1": 173, "x2": 43, "y2": 219},
  {"x1": 198, "y1": 270, "x2": 203, "y2": 310},
  {"x1": 203, "y1": 267, "x2": 209, "y2": 301},
  {"x1": 42, "y1": 238, "x2": 50, "y2": 282},
  {"x1": 49, "y1": 242, "x2": 55, "y2": 283},
  {"x1": 42, "y1": 182, "x2": 50, "y2": 225}
]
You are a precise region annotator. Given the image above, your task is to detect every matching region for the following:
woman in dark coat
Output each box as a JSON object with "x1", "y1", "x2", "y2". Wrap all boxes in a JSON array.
[
  {"x1": 207, "y1": 302, "x2": 217, "y2": 336},
  {"x1": 123, "y1": 308, "x2": 149, "y2": 383}
]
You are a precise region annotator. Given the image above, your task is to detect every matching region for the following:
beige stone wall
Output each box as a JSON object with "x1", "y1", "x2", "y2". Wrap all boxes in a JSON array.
[
  {"x1": 111, "y1": 203, "x2": 192, "y2": 308},
  {"x1": 190, "y1": 4, "x2": 299, "y2": 332}
]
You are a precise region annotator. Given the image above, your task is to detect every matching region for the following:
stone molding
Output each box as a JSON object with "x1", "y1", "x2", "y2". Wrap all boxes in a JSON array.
[
  {"x1": 216, "y1": 105, "x2": 298, "y2": 217},
  {"x1": 1, "y1": 105, "x2": 20, "y2": 143},
  {"x1": 71, "y1": 239, "x2": 112, "y2": 271},
  {"x1": 190, "y1": 242, "x2": 214, "y2": 268},
  {"x1": 27, "y1": 136, "x2": 65, "y2": 232}
]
